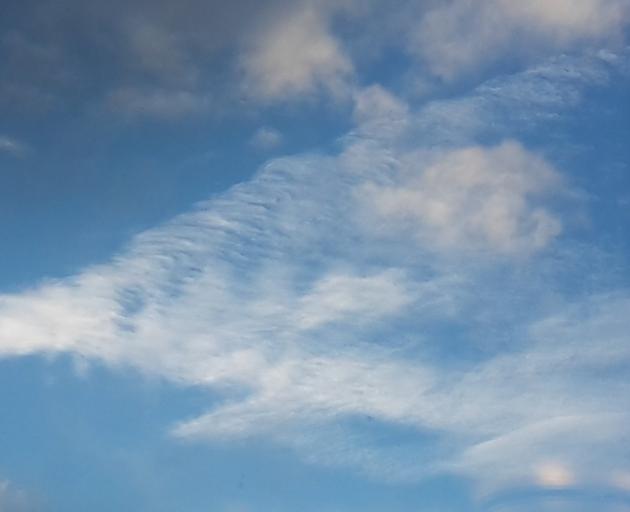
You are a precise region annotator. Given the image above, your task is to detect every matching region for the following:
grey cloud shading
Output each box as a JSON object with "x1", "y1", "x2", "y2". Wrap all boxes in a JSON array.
[
  {"x1": 239, "y1": 5, "x2": 354, "y2": 101},
  {"x1": 0, "y1": 0, "x2": 357, "y2": 116},
  {"x1": 3, "y1": 0, "x2": 628, "y2": 119},
  {"x1": 361, "y1": 141, "x2": 563, "y2": 254}
]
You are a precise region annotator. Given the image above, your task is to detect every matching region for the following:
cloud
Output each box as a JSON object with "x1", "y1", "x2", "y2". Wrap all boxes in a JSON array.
[
  {"x1": 250, "y1": 126, "x2": 283, "y2": 150},
  {"x1": 410, "y1": 0, "x2": 630, "y2": 78},
  {"x1": 361, "y1": 141, "x2": 563, "y2": 254},
  {"x1": 1, "y1": 0, "x2": 345, "y2": 114},
  {"x1": 0, "y1": 50, "x2": 629, "y2": 498},
  {"x1": 239, "y1": 6, "x2": 353, "y2": 101}
]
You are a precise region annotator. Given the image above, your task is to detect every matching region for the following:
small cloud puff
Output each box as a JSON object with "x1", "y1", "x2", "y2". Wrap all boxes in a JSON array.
[{"x1": 240, "y1": 7, "x2": 353, "y2": 101}]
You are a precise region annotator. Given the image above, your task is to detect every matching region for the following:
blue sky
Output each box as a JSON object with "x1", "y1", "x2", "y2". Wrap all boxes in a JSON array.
[{"x1": 1, "y1": 1, "x2": 630, "y2": 511}]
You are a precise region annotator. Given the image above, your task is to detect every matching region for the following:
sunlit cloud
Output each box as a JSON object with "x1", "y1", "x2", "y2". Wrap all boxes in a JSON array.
[{"x1": 361, "y1": 141, "x2": 563, "y2": 254}]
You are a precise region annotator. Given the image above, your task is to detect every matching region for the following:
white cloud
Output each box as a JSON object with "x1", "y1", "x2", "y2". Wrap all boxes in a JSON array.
[
  {"x1": 411, "y1": 0, "x2": 630, "y2": 78},
  {"x1": 362, "y1": 141, "x2": 563, "y2": 254},
  {"x1": 536, "y1": 461, "x2": 575, "y2": 488},
  {"x1": 240, "y1": 7, "x2": 353, "y2": 100}
]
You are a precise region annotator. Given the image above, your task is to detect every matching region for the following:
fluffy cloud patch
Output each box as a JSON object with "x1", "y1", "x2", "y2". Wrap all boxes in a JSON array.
[
  {"x1": 240, "y1": 7, "x2": 353, "y2": 100},
  {"x1": 363, "y1": 141, "x2": 563, "y2": 254}
]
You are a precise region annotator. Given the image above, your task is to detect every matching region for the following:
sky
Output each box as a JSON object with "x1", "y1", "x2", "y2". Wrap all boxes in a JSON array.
[{"x1": 1, "y1": 1, "x2": 630, "y2": 511}]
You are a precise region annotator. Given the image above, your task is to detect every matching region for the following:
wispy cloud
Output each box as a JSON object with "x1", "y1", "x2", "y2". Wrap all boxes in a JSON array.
[
  {"x1": 360, "y1": 141, "x2": 563, "y2": 254},
  {"x1": 240, "y1": 6, "x2": 353, "y2": 101}
]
